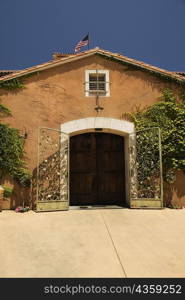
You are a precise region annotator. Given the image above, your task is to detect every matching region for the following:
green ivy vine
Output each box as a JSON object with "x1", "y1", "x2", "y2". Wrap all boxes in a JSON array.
[
  {"x1": 125, "y1": 89, "x2": 185, "y2": 183},
  {"x1": 0, "y1": 78, "x2": 24, "y2": 90},
  {"x1": 0, "y1": 109, "x2": 31, "y2": 187},
  {"x1": 0, "y1": 72, "x2": 40, "y2": 185},
  {"x1": 0, "y1": 102, "x2": 12, "y2": 117},
  {"x1": 0, "y1": 71, "x2": 39, "y2": 91}
]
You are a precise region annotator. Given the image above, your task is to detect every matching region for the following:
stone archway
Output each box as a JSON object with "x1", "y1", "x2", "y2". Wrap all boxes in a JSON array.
[
  {"x1": 36, "y1": 118, "x2": 163, "y2": 211},
  {"x1": 60, "y1": 117, "x2": 134, "y2": 136},
  {"x1": 61, "y1": 117, "x2": 135, "y2": 206}
]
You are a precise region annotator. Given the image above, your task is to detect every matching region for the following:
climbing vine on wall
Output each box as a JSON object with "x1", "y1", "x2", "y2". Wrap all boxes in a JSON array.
[
  {"x1": 0, "y1": 123, "x2": 31, "y2": 187},
  {"x1": 126, "y1": 89, "x2": 185, "y2": 183},
  {"x1": 0, "y1": 102, "x2": 12, "y2": 117},
  {"x1": 0, "y1": 100, "x2": 31, "y2": 187},
  {"x1": 0, "y1": 78, "x2": 24, "y2": 90},
  {"x1": 0, "y1": 71, "x2": 40, "y2": 91},
  {"x1": 0, "y1": 72, "x2": 41, "y2": 185}
]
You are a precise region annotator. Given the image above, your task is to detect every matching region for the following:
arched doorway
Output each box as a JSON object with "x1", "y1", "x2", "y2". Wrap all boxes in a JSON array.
[
  {"x1": 35, "y1": 118, "x2": 163, "y2": 211},
  {"x1": 70, "y1": 132, "x2": 126, "y2": 206}
]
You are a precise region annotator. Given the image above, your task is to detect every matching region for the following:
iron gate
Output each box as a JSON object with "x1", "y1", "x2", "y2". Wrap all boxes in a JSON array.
[
  {"x1": 36, "y1": 127, "x2": 69, "y2": 211},
  {"x1": 129, "y1": 127, "x2": 163, "y2": 208}
]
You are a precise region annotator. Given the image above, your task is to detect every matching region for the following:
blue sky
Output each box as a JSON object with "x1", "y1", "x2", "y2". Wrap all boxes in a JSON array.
[{"x1": 0, "y1": 0, "x2": 185, "y2": 71}]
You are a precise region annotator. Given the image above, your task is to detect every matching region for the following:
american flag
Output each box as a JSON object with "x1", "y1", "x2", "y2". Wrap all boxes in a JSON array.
[{"x1": 74, "y1": 34, "x2": 89, "y2": 53}]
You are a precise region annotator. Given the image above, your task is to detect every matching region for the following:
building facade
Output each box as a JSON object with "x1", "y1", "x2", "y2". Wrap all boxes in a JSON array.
[{"x1": 0, "y1": 48, "x2": 185, "y2": 210}]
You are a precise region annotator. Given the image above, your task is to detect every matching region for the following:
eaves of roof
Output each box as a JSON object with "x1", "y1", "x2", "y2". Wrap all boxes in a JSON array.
[
  {"x1": 173, "y1": 72, "x2": 185, "y2": 77},
  {"x1": 0, "y1": 70, "x2": 19, "y2": 78},
  {"x1": 0, "y1": 48, "x2": 185, "y2": 84}
]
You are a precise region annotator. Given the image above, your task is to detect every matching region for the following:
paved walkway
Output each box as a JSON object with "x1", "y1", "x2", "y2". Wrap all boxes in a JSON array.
[{"x1": 0, "y1": 208, "x2": 185, "y2": 277}]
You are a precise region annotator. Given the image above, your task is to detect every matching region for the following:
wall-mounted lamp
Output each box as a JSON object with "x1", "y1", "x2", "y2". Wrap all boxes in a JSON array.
[{"x1": 20, "y1": 127, "x2": 28, "y2": 139}]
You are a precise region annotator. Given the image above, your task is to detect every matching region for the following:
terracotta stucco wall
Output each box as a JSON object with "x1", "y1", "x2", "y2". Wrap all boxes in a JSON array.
[
  {"x1": 0, "y1": 55, "x2": 184, "y2": 207},
  {"x1": 164, "y1": 171, "x2": 185, "y2": 208}
]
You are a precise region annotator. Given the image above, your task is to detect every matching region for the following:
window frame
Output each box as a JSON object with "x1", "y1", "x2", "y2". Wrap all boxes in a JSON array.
[{"x1": 85, "y1": 70, "x2": 110, "y2": 97}]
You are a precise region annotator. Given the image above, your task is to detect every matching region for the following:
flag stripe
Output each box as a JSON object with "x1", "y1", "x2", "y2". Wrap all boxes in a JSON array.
[{"x1": 75, "y1": 35, "x2": 89, "y2": 53}]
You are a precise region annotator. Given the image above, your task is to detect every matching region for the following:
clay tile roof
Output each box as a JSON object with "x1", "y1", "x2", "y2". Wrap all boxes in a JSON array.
[
  {"x1": 52, "y1": 53, "x2": 73, "y2": 60},
  {"x1": 173, "y1": 72, "x2": 185, "y2": 77},
  {"x1": 0, "y1": 70, "x2": 19, "y2": 78},
  {"x1": 0, "y1": 48, "x2": 185, "y2": 84}
]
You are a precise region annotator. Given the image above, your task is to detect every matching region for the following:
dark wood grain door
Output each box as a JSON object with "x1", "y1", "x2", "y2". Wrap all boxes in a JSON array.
[{"x1": 70, "y1": 132, "x2": 125, "y2": 206}]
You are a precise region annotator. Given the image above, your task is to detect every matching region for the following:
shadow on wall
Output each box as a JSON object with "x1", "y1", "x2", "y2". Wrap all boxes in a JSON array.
[
  {"x1": 1, "y1": 169, "x2": 185, "y2": 210},
  {"x1": 31, "y1": 168, "x2": 37, "y2": 210},
  {"x1": 17, "y1": 168, "x2": 185, "y2": 210},
  {"x1": 0, "y1": 174, "x2": 30, "y2": 209},
  {"x1": 31, "y1": 148, "x2": 62, "y2": 211},
  {"x1": 163, "y1": 170, "x2": 185, "y2": 208}
]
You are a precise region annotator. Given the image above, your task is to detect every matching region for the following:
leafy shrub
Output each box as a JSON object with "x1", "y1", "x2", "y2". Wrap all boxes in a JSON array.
[
  {"x1": 0, "y1": 124, "x2": 31, "y2": 187},
  {"x1": 3, "y1": 186, "x2": 13, "y2": 198},
  {"x1": 126, "y1": 89, "x2": 185, "y2": 183}
]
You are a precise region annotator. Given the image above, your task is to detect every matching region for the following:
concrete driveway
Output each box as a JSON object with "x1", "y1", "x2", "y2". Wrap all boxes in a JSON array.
[{"x1": 0, "y1": 208, "x2": 185, "y2": 278}]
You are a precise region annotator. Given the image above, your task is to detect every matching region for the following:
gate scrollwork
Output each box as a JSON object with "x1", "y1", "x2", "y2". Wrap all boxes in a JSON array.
[
  {"x1": 129, "y1": 127, "x2": 163, "y2": 206},
  {"x1": 36, "y1": 127, "x2": 69, "y2": 211}
]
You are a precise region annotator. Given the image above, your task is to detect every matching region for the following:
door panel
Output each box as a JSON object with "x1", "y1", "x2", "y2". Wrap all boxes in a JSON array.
[
  {"x1": 70, "y1": 133, "x2": 97, "y2": 205},
  {"x1": 70, "y1": 152, "x2": 96, "y2": 172},
  {"x1": 70, "y1": 173, "x2": 97, "y2": 204},
  {"x1": 70, "y1": 132, "x2": 125, "y2": 206},
  {"x1": 96, "y1": 133, "x2": 125, "y2": 205}
]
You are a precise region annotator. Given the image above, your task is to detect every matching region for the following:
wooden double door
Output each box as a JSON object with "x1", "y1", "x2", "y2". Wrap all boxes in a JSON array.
[{"x1": 70, "y1": 132, "x2": 125, "y2": 206}]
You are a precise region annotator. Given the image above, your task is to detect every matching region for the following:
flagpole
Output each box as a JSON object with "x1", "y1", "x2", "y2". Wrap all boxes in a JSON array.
[{"x1": 88, "y1": 32, "x2": 90, "y2": 50}]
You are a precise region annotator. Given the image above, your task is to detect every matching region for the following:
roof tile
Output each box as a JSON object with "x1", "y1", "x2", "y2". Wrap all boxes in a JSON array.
[{"x1": 0, "y1": 48, "x2": 184, "y2": 83}]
